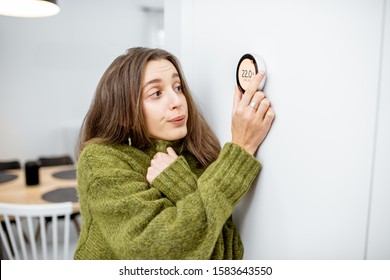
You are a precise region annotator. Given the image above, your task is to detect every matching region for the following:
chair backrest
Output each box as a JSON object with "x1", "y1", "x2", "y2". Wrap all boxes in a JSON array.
[
  {"x1": 37, "y1": 155, "x2": 74, "y2": 167},
  {"x1": 0, "y1": 202, "x2": 73, "y2": 260},
  {"x1": 0, "y1": 160, "x2": 21, "y2": 171}
]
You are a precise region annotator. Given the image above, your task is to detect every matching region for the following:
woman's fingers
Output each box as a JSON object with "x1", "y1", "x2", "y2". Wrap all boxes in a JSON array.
[
  {"x1": 166, "y1": 147, "x2": 178, "y2": 158},
  {"x1": 248, "y1": 91, "x2": 265, "y2": 111},
  {"x1": 256, "y1": 97, "x2": 270, "y2": 119},
  {"x1": 233, "y1": 86, "x2": 242, "y2": 113},
  {"x1": 241, "y1": 71, "x2": 266, "y2": 106},
  {"x1": 264, "y1": 107, "x2": 275, "y2": 126},
  {"x1": 147, "y1": 148, "x2": 178, "y2": 183}
]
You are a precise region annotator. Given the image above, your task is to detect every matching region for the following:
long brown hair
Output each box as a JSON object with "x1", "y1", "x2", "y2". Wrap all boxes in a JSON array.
[{"x1": 77, "y1": 47, "x2": 220, "y2": 167}]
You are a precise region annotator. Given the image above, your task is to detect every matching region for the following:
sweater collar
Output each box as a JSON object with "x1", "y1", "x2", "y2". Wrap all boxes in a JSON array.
[{"x1": 145, "y1": 139, "x2": 184, "y2": 157}]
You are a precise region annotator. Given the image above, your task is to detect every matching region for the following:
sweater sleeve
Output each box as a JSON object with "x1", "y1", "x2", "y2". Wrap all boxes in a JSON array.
[
  {"x1": 151, "y1": 143, "x2": 260, "y2": 205},
  {"x1": 75, "y1": 142, "x2": 261, "y2": 260},
  {"x1": 150, "y1": 156, "x2": 198, "y2": 202}
]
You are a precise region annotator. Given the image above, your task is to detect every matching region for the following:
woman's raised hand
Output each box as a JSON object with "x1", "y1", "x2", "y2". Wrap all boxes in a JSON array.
[
  {"x1": 146, "y1": 147, "x2": 178, "y2": 183},
  {"x1": 231, "y1": 72, "x2": 275, "y2": 155}
]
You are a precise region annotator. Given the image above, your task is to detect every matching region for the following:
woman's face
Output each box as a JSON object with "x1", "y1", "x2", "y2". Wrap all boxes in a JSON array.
[{"x1": 142, "y1": 59, "x2": 188, "y2": 141}]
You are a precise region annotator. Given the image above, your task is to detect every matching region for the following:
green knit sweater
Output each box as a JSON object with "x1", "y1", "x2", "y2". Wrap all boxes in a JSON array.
[{"x1": 74, "y1": 141, "x2": 261, "y2": 260}]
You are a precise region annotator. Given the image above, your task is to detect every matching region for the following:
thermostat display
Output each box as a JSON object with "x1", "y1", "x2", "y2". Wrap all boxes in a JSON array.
[{"x1": 236, "y1": 53, "x2": 266, "y2": 93}]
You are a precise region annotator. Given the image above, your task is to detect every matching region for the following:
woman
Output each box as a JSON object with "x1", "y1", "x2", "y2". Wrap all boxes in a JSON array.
[{"x1": 74, "y1": 47, "x2": 274, "y2": 259}]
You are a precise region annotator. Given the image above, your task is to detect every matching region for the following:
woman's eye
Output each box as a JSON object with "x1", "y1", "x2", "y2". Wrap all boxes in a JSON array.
[
  {"x1": 174, "y1": 85, "x2": 182, "y2": 92},
  {"x1": 150, "y1": 91, "x2": 162, "y2": 98}
]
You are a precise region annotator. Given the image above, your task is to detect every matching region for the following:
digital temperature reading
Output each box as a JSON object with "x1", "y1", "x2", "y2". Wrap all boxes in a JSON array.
[
  {"x1": 236, "y1": 53, "x2": 267, "y2": 93},
  {"x1": 241, "y1": 69, "x2": 255, "y2": 79}
]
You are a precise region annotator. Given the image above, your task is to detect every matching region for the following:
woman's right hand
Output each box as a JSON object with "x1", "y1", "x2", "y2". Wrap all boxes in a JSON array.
[{"x1": 231, "y1": 72, "x2": 275, "y2": 155}]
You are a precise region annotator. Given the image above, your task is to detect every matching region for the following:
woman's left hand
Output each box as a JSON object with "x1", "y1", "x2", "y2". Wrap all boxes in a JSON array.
[{"x1": 147, "y1": 147, "x2": 178, "y2": 183}]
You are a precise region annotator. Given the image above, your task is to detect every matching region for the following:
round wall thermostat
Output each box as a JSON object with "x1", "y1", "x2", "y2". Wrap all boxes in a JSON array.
[{"x1": 236, "y1": 53, "x2": 266, "y2": 93}]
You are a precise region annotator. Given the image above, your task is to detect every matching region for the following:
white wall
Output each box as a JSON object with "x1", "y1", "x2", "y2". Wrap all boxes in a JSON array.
[
  {"x1": 0, "y1": 0, "x2": 163, "y2": 163},
  {"x1": 366, "y1": 0, "x2": 390, "y2": 259},
  {"x1": 165, "y1": 0, "x2": 390, "y2": 259}
]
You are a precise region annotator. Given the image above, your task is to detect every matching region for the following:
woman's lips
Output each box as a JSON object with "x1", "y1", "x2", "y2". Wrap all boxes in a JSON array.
[{"x1": 168, "y1": 115, "x2": 186, "y2": 125}]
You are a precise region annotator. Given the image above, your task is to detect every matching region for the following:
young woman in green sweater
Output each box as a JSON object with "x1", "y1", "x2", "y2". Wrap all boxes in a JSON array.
[{"x1": 74, "y1": 47, "x2": 274, "y2": 259}]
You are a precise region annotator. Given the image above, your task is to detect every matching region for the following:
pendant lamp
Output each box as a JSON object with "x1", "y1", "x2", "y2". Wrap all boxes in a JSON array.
[{"x1": 0, "y1": 0, "x2": 60, "y2": 18}]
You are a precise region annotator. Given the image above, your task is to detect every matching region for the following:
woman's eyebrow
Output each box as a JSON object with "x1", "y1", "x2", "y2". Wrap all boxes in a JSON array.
[
  {"x1": 172, "y1": 73, "x2": 179, "y2": 79},
  {"x1": 143, "y1": 78, "x2": 161, "y2": 90},
  {"x1": 143, "y1": 73, "x2": 180, "y2": 90}
]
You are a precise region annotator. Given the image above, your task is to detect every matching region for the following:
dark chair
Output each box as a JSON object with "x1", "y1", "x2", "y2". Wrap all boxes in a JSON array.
[
  {"x1": 0, "y1": 160, "x2": 21, "y2": 171},
  {"x1": 36, "y1": 155, "x2": 80, "y2": 235},
  {"x1": 37, "y1": 155, "x2": 74, "y2": 167}
]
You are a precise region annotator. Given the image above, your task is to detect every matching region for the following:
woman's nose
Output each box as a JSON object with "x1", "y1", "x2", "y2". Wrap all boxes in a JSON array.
[{"x1": 168, "y1": 90, "x2": 182, "y2": 110}]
